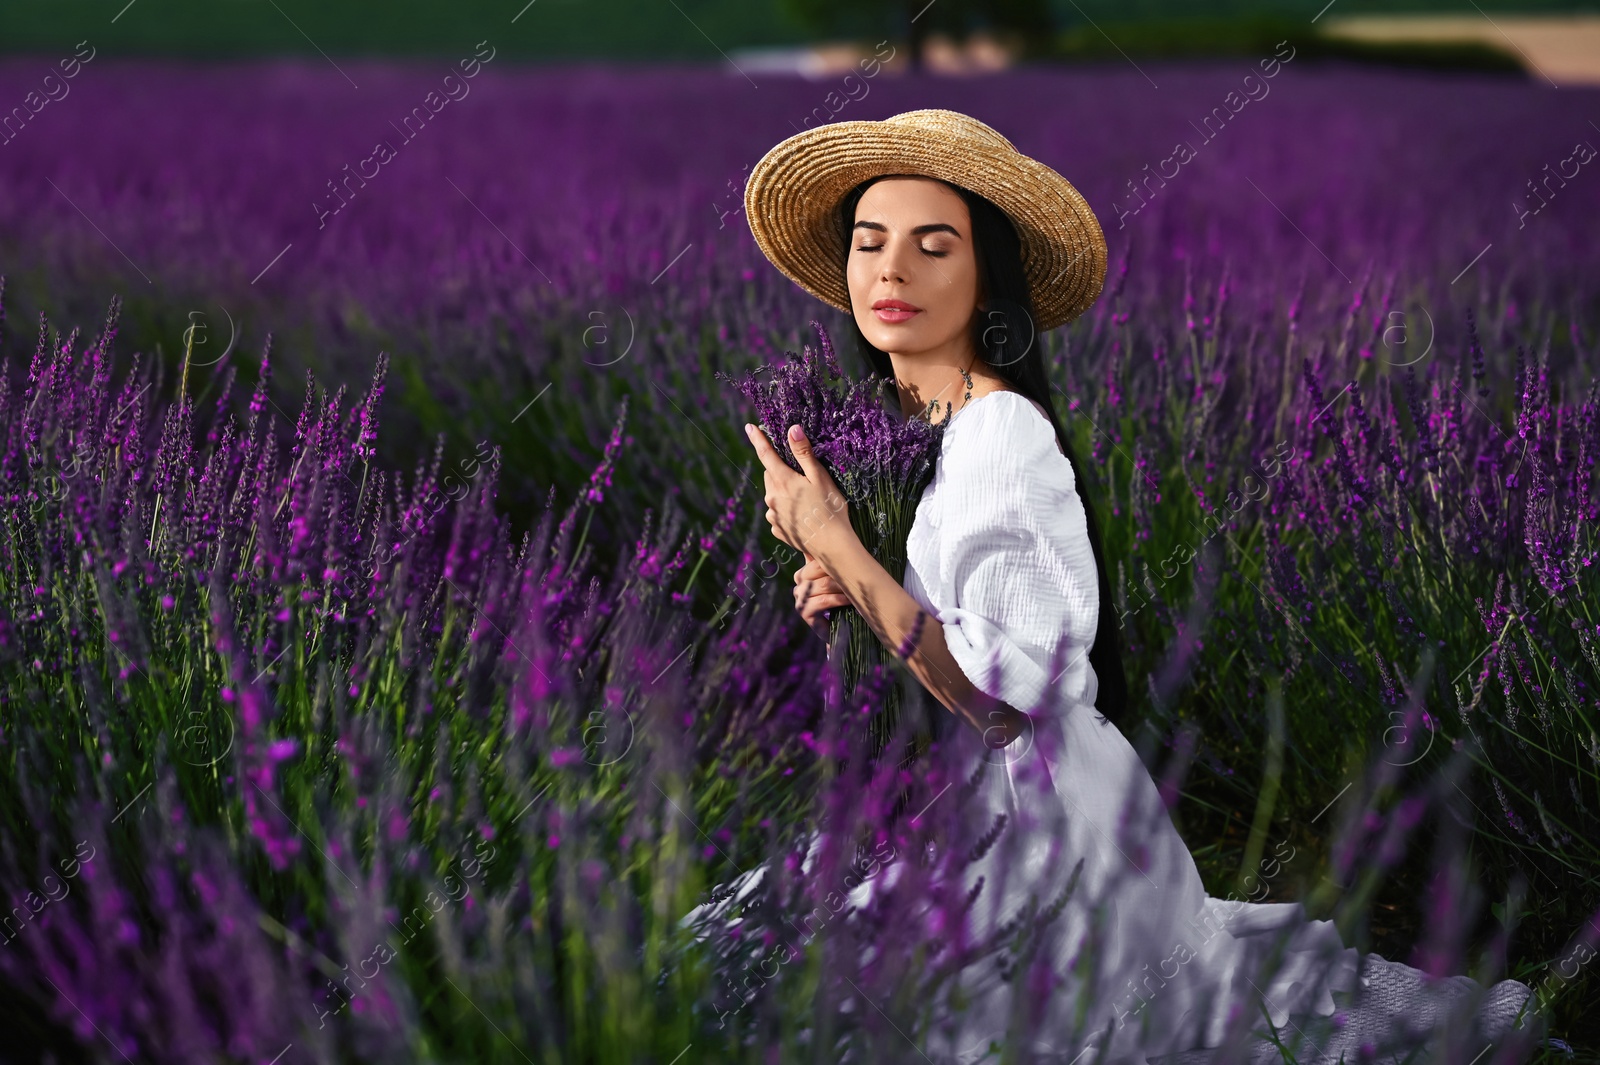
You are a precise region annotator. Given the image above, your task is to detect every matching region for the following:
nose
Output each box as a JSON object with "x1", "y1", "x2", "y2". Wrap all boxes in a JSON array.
[{"x1": 879, "y1": 243, "x2": 908, "y2": 285}]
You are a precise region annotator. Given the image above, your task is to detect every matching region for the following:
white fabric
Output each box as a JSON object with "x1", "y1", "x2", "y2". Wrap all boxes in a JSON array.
[
  {"x1": 900, "y1": 391, "x2": 1362, "y2": 1060},
  {"x1": 904, "y1": 391, "x2": 1095, "y2": 717},
  {"x1": 681, "y1": 390, "x2": 1538, "y2": 1061}
]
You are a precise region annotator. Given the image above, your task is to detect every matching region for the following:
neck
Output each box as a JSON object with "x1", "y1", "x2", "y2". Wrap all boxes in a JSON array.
[{"x1": 888, "y1": 335, "x2": 995, "y2": 422}]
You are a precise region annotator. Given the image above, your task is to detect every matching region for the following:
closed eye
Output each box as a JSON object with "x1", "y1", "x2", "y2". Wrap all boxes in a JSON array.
[{"x1": 854, "y1": 243, "x2": 949, "y2": 257}]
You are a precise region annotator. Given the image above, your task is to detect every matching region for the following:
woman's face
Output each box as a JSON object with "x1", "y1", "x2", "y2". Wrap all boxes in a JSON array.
[{"x1": 846, "y1": 177, "x2": 981, "y2": 358}]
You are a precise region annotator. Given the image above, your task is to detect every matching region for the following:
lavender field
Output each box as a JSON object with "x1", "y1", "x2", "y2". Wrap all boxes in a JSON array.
[{"x1": 1, "y1": 49, "x2": 1598, "y2": 1062}]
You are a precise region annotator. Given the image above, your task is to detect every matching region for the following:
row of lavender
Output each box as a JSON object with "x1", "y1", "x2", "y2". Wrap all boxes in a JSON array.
[
  {"x1": 0, "y1": 287, "x2": 1587, "y2": 1061},
  {"x1": 1, "y1": 59, "x2": 1595, "y2": 525},
  {"x1": 1, "y1": 59, "x2": 1594, "y2": 561},
  {"x1": 0, "y1": 283, "x2": 846, "y2": 1061}
]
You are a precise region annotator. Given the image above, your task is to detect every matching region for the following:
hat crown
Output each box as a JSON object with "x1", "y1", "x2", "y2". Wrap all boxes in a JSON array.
[
  {"x1": 882, "y1": 109, "x2": 1017, "y2": 153},
  {"x1": 742, "y1": 107, "x2": 1106, "y2": 331}
]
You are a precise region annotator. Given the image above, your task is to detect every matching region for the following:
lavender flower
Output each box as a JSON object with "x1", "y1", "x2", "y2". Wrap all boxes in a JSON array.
[{"x1": 720, "y1": 322, "x2": 946, "y2": 763}]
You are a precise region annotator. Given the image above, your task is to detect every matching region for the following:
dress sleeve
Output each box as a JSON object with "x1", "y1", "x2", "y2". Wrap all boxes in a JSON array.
[{"x1": 927, "y1": 396, "x2": 1101, "y2": 715}]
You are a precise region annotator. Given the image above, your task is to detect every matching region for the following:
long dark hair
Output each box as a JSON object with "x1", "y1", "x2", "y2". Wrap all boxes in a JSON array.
[{"x1": 836, "y1": 175, "x2": 1129, "y2": 731}]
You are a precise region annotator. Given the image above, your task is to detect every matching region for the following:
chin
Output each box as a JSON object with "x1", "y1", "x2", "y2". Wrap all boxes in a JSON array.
[
  {"x1": 863, "y1": 328, "x2": 904, "y2": 352},
  {"x1": 859, "y1": 322, "x2": 942, "y2": 355}
]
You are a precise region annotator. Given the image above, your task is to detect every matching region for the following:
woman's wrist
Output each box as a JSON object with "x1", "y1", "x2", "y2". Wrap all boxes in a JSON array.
[
  {"x1": 811, "y1": 532, "x2": 1023, "y2": 749},
  {"x1": 803, "y1": 517, "x2": 861, "y2": 578}
]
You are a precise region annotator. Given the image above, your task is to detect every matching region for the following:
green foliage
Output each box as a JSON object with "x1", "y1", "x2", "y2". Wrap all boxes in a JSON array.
[{"x1": 0, "y1": 0, "x2": 807, "y2": 61}]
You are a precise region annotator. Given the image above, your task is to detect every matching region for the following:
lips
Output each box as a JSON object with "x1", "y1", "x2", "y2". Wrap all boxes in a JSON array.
[{"x1": 871, "y1": 298, "x2": 921, "y2": 323}]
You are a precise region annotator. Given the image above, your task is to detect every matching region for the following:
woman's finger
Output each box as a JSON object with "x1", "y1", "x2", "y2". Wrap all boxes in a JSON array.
[
  {"x1": 795, "y1": 575, "x2": 844, "y2": 602},
  {"x1": 794, "y1": 584, "x2": 843, "y2": 610},
  {"x1": 800, "y1": 594, "x2": 851, "y2": 623},
  {"x1": 744, "y1": 424, "x2": 789, "y2": 476},
  {"x1": 794, "y1": 559, "x2": 830, "y2": 585},
  {"x1": 802, "y1": 594, "x2": 850, "y2": 615},
  {"x1": 793, "y1": 584, "x2": 834, "y2": 608}
]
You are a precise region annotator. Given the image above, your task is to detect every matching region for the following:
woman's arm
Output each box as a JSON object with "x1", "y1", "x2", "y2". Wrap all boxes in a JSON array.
[
  {"x1": 744, "y1": 420, "x2": 1027, "y2": 750},
  {"x1": 809, "y1": 527, "x2": 1028, "y2": 750}
]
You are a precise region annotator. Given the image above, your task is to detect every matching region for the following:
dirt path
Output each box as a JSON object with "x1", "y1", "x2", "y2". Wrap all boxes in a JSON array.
[{"x1": 1321, "y1": 13, "x2": 1600, "y2": 87}]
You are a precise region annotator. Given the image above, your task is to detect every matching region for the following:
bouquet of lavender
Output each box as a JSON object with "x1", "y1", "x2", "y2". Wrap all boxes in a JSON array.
[{"x1": 720, "y1": 323, "x2": 947, "y2": 768}]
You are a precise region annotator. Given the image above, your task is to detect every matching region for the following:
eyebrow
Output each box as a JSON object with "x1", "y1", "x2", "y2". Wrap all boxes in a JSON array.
[{"x1": 852, "y1": 221, "x2": 964, "y2": 238}]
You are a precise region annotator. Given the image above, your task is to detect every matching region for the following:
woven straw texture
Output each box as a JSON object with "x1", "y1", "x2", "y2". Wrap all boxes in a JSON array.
[{"x1": 743, "y1": 109, "x2": 1109, "y2": 332}]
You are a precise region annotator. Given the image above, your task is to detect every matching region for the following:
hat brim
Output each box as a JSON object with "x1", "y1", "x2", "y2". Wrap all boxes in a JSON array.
[{"x1": 743, "y1": 116, "x2": 1108, "y2": 333}]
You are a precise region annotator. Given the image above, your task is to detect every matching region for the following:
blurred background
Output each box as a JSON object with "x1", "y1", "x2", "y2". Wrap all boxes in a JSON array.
[{"x1": 2, "y1": 0, "x2": 1599, "y2": 79}]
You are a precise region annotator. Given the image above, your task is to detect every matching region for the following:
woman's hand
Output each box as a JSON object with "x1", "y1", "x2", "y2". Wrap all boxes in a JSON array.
[
  {"x1": 743, "y1": 422, "x2": 856, "y2": 563},
  {"x1": 794, "y1": 553, "x2": 851, "y2": 642}
]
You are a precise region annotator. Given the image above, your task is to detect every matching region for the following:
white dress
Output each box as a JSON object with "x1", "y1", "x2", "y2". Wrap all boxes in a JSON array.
[{"x1": 683, "y1": 390, "x2": 1540, "y2": 1062}]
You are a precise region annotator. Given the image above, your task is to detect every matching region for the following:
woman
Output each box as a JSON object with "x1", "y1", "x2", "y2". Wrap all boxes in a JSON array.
[{"x1": 701, "y1": 109, "x2": 1539, "y2": 1062}]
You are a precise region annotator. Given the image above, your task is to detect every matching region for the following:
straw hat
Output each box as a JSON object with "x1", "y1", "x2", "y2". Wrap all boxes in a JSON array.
[{"x1": 743, "y1": 109, "x2": 1108, "y2": 332}]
